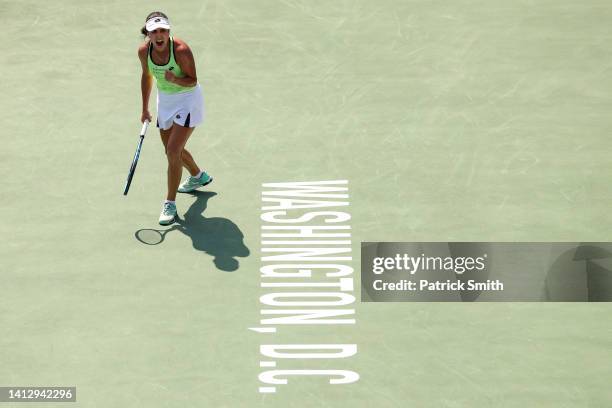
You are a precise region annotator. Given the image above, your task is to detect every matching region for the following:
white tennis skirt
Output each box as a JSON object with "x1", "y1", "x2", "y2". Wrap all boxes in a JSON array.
[{"x1": 156, "y1": 84, "x2": 204, "y2": 130}]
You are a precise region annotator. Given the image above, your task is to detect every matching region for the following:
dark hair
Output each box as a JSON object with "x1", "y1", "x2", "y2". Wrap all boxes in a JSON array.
[{"x1": 140, "y1": 11, "x2": 169, "y2": 37}]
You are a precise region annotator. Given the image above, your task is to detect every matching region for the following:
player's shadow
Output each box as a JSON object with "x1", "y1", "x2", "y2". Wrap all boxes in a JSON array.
[
  {"x1": 177, "y1": 191, "x2": 250, "y2": 272},
  {"x1": 135, "y1": 191, "x2": 250, "y2": 271}
]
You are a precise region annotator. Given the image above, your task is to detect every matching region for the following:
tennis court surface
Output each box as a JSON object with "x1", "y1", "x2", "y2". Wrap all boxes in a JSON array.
[{"x1": 1, "y1": 0, "x2": 611, "y2": 406}]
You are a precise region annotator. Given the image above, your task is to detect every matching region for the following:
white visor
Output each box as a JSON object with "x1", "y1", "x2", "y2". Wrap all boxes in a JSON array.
[{"x1": 146, "y1": 16, "x2": 171, "y2": 32}]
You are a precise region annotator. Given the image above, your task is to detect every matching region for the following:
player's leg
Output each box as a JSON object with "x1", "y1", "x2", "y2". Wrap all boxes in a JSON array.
[
  {"x1": 165, "y1": 123, "x2": 194, "y2": 202},
  {"x1": 180, "y1": 149, "x2": 200, "y2": 177},
  {"x1": 176, "y1": 86, "x2": 213, "y2": 193},
  {"x1": 158, "y1": 122, "x2": 195, "y2": 225},
  {"x1": 160, "y1": 126, "x2": 199, "y2": 176},
  {"x1": 177, "y1": 150, "x2": 213, "y2": 192}
]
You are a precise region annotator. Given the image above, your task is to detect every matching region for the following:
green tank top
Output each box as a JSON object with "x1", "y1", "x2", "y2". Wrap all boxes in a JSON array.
[{"x1": 147, "y1": 37, "x2": 195, "y2": 94}]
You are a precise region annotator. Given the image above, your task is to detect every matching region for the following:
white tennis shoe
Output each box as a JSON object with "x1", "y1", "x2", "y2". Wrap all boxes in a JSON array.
[
  {"x1": 178, "y1": 171, "x2": 213, "y2": 193},
  {"x1": 159, "y1": 201, "x2": 177, "y2": 225}
]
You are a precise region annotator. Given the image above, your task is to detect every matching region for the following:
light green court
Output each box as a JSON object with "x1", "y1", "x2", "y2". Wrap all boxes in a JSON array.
[{"x1": 1, "y1": 1, "x2": 611, "y2": 406}]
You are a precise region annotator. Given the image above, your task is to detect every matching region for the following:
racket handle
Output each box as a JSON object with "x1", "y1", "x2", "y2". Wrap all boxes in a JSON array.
[{"x1": 140, "y1": 119, "x2": 150, "y2": 136}]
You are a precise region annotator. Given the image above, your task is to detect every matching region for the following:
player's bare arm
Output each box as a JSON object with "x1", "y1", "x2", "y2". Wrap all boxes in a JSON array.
[
  {"x1": 138, "y1": 43, "x2": 153, "y2": 123},
  {"x1": 165, "y1": 39, "x2": 197, "y2": 87}
]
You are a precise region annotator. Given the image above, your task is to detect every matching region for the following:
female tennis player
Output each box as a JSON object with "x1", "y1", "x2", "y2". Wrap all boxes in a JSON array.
[{"x1": 138, "y1": 11, "x2": 213, "y2": 225}]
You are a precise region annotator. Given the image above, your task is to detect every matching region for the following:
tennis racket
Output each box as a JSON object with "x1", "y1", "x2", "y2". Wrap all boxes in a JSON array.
[{"x1": 123, "y1": 119, "x2": 150, "y2": 195}]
